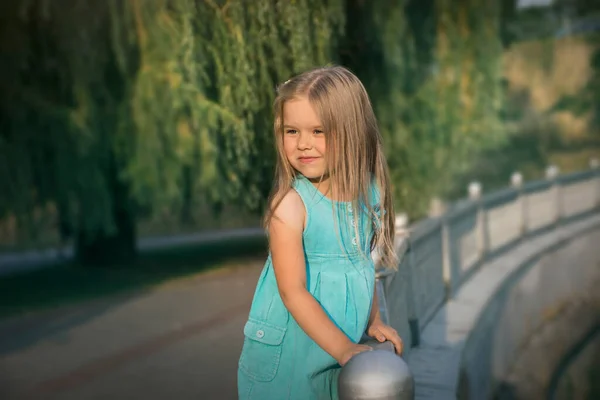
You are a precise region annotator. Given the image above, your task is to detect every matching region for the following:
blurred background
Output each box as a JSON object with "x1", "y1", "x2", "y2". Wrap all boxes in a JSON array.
[{"x1": 0, "y1": 0, "x2": 598, "y2": 399}]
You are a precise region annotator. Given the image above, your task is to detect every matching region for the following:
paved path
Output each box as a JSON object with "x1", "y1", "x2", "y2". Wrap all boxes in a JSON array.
[{"x1": 0, "y1": 260, "x2": 264, "y2": 400}]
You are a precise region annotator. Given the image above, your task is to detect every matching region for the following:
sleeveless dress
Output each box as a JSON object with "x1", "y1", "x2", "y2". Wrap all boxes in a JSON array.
[{"x1": 237, "y1": 174, "x2": 381, "y2": 400}]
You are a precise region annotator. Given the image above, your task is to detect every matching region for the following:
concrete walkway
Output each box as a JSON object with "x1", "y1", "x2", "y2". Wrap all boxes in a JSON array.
[{"x1": 0, "y1": 260, "x2": 264, "y2": 400}]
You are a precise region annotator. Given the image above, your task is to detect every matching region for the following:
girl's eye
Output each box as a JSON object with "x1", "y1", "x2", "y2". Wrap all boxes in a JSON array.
[
  {"x1": 314, "y1": 130, "x2": 324, "y2": 135},
  {"x1": 285, "y1": 129, "x2": 297, "y2": 135}
]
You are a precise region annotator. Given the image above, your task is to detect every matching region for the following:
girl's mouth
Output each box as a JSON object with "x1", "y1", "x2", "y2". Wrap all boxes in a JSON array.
[{"x1": 299, "y1": 157, "x2": 319, "y2": 164}]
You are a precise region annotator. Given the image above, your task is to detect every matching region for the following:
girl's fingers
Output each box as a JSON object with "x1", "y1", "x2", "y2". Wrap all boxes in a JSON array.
[
  {"x1": 390, "y1": 333, "x2": 403, "y2": 355},
  {"x1": 394, "y1": 336, "x2": 404, "y2": 355},
  {"x1": 380, "y1": 326, "x2": 403, "y2": 355},
  {"x1": 371, "y1": 327, "x2": 385, "y2": 342},
  {"x1": 369, "y1": 324, "x2": 403, "y2": 353}
]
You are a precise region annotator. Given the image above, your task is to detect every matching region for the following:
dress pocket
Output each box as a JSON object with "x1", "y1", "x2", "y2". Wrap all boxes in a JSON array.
[{"x1": 238, "y1": 318, "x2": 287, "y2": 382}]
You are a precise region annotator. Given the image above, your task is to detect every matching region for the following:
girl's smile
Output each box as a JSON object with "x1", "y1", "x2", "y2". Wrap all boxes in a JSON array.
[{"x1": 298, "y1": 156, "x2": 320, "y2": 164}]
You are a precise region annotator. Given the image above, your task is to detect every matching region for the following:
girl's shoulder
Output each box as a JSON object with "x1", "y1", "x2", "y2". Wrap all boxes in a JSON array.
[{"x1": 267, "y1": 188, "x2": 306, "y2": 231}]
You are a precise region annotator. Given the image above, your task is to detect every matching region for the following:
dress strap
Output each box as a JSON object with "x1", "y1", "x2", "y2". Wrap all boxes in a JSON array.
[{"x1": 292, "y1": 174, "x2": 329, "y2": 208}]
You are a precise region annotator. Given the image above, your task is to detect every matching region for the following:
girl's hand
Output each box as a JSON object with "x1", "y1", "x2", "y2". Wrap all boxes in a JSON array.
[
  {"x1": 367, "y1": 319, "x2": 404, "y2": 355},
  {"x1": 337, "y1": 343, "x2": 373, "y2": 367}
]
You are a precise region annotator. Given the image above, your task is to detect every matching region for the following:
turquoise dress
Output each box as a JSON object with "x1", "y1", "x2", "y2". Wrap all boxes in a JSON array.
[{"x1": 238, "y1": 174, "x2": 380, "y2": 400}]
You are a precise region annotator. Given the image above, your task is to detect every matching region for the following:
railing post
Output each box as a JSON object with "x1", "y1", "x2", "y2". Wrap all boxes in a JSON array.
[
  {"x1": 591, "y1": 158, "x2": 600, "y2": 209},
  {"x1": 469, "y1": 181, "x2": 488, "y2": 259},
  {"x1": 375, "y1": 273, "x2": 391, "y2": 327},
  {"x1": 406, "y1": 242, "x2": 420, "y2": 348},
  {"x1": 511, "y1": 172, "x2": 526, "y2": 238},
  {"x1": 441, "y1": 215, "x2": 452, "y2": 300},
  {"x1": 394, "y1": 214, "x2": 419, "y2": 347},
  {"x1": 395, "y1": 213, "x2": 409, "y2": 238},
  {"x1": 342, "y1": 212, "x2": 415, "y2": 400},
  {"x1": 546, "y1": 165, "x2": 561, "y2": 224}
]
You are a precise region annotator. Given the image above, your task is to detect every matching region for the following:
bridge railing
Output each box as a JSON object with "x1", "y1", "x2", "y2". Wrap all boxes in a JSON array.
[
  {"x1": 339, "y1": 160, "x2": 600, "y2": 399},
  {"x1": 382, "y1": 161, "x2": 599, "y2": 352}
]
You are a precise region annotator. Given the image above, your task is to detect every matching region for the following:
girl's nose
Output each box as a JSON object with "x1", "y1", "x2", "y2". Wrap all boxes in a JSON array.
[{"x1": 297, "y1": 131, "x2": 313, "y2": 150}]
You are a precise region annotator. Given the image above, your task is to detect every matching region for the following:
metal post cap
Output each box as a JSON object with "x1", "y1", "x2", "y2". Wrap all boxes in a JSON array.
[
  {"x1": 545, "y1": 165, "x2": 560, "y2": 179},
  {"x1": 511, "y1": 172, "x2": 523, "y2": 187},
  {"x1": 338, "y1": 350, "x2": 415, "y2": 400},
  {"x1": 468, "y1": 182, "x2": 482, "y2": 199},
  {"x1": 395, "y1": 213, "x2": 409, "y2": 229}
]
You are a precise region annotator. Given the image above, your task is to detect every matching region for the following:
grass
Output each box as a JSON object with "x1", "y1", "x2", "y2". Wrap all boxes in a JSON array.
[{"x1": 0, "y1": 235, "x2": 268, "y2": 319}]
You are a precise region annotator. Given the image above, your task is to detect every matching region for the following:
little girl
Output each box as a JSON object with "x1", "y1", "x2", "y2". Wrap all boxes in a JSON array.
[{"x1": 238, "y1": 66, "x2": 403, "y2": 400}]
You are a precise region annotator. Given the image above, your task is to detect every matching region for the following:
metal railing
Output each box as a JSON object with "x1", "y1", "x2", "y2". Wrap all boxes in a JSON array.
[{"x1": 338, "y1": 159, "x2": 600, "y2": 400}]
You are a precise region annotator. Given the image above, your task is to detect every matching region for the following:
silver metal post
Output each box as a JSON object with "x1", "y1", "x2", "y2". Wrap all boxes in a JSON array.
[
  {"x1": 591, "y1": 158, "x2": 600, "y2": 209},
  {"x1": 441, "y1": 217, "x2": 451, "y2": 299},
  {"x1": 511, "y1": 172, "x2": 526, "y2": 237},
  {"x1": 469, "y1": 181, "x2": 487, "y2": 257},
  {"x1": 468, "y1": 181, "x2": 482, "y2": 200},
  {"x1": 338, "y1": 344, "x2": 415, "y2": 400},
  {"x1": 545, "y1": 165, "x2": 561, "y2": 224},
  {"x1": 343, "y1": 212, "x2": 415, "y2": 399}
]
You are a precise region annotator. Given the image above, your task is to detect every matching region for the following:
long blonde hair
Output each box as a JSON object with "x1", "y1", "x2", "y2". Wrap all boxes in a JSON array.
[{"x1": 264, "y1": 66, "x2": 398, "y2": 269}]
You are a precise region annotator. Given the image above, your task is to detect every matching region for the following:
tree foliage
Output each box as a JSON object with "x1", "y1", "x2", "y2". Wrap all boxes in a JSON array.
[
  {"x1": 0, "y1": 0, "x2": 508, "y2": 260},
  {"x1": 341, "y1": 0, "x2": 506, "y2": 218},
  {"x1": 121, "y1": 0, "x2": 345, "y2": 214},
  {"x1": 552, "y1": 36, "x2": 600, "y2": 133}
]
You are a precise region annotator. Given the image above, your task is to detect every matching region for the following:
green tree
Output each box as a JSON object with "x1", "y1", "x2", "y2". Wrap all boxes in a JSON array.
[
  {"x1": 341, "y1": 0, "x2": 506, "y2": 219},
  {"x1": 0, "y1": 0, "x2": 346, "y2": 265},
  {"x1": 552, "y1": 40, "x2": 600, "y2": 134},
  {"x1": 0, "y1": 0, "x2": 509, "y2": 262}
]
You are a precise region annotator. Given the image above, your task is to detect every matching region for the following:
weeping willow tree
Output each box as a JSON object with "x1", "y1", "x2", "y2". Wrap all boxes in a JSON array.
[
  {"x1": 339, "y1": 0, "x2": 430, "y2": 217},
  {"x1": 0, "y1": 0, "x2": 345, "y2": 264},
  {"x1": 0, "y1": 0, "x2": 508, "y2": 263},
  {"x1": 0, "y1": 1, "x2": 143, "y2": 263},
  {"x1": 341, "y1": 0, "x2": 506, "y2": 219},
  {"x1": 125, "y1": 0, "x2": 344, "y2": 215},
  {"x1": 429, "y1": 0, "x2": 506, "y2": 180}
]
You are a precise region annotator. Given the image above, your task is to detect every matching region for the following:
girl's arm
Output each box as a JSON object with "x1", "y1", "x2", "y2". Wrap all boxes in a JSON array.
[{"x1": 269, "y1": 189, "x2": 370, "y2": 365}]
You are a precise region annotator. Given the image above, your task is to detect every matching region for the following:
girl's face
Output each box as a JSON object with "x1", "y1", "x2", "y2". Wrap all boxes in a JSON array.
[{"x1": 283, "y1": 96, "x2": 328, "y2": 182}]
